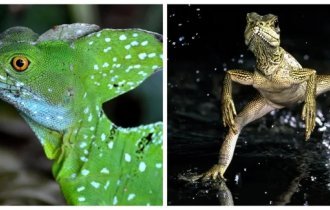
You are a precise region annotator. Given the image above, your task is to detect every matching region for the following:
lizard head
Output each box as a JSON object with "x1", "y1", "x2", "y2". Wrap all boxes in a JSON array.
[
  {"x1": 0, "y1": 24, "x2": 162, "y2": 137},
  {"x1": 244, "y1": 12, "x2": 280, "y2": 50},
  {"x1": 0, "y1": 26, "x2": 78, "y2": 132}
]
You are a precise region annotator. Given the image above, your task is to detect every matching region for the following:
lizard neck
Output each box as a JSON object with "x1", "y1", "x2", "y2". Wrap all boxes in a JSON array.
[
  {"x1": 49, "y1": 102, "x2": 163, "y2": 204},
  {"x1": 252, "y1": 45, "x2": 284, "y2": 75},
  {"x1": 51, "y1": 100, "x2": 115, "y2": 178}
]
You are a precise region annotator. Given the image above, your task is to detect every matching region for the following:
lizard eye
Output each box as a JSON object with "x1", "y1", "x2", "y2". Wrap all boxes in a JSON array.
[
  {"x1": 11, "y1": 56, "x2": 30, "y2": 72},
  {"x1": 274, "y1": 19, "x2": 279, "y2": 28}
]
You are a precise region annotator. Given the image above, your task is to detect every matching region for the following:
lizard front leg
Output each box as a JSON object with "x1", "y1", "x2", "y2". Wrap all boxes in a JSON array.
[
  {"x1": 290, "y1": 68, "x2": 317, "y2": 140},
  {"x1": 222, "y1": 70, "x2": 254, "y2": 133},
  {"x1": 203, "y1": 96, "x2": 276, "y2": 181}
]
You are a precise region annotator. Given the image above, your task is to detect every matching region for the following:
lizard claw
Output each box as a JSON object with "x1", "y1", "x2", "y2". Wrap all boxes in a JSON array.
[
  {"x1": 222, "y1": 97, "x2": 238, "y2": 134},
  {"x1": 177, "y1": 165, "x2": 226, "y2": 183},
  {"x1": 302, "y1": 99, "x2": 316, "y2": 141}
]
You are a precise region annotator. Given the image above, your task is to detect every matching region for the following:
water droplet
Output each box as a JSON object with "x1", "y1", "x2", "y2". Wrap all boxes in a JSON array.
[{"x1": 234, "y1": 174, "x2": 240, "y2": 185}]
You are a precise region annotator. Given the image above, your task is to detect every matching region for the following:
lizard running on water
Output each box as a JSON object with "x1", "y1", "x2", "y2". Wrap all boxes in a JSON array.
[
  {"x1": 200, "y1": 12, "x2": 330, "y2": 181},
  {"x1": 0, "y1": 24, "x2": 163, "y2": 205}
]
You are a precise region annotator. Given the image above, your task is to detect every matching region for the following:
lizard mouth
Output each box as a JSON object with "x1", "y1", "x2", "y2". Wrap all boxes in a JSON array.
[
  {"x1": 247, "y1": 26, "x2": 279, "y2": 47},
  {"x1": 0, "y1": 81, "x2": 29, "y2": 101},
  {"x1": 0, "y1": 73, "x2": 29, "y2": 98},
  {"x1": 0, "y1": 81, "x2": 21, "y2": 92}
]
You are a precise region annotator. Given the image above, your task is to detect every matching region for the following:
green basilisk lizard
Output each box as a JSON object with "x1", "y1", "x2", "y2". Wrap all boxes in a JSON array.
[
  {"x1": 198, "y1": 12, "x2": 330, "y2": 181},
  {"x1": 0, "y1": 23, "x2": 162, "y2": 205}
]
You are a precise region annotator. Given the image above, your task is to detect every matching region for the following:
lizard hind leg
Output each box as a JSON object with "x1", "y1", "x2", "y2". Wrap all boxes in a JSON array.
[{"x1": 202, "y1": 96, "x2": 277, "y2": 181}]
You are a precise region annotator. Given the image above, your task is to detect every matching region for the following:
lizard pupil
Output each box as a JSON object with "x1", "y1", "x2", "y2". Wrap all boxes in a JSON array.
[{"x1": 16, "y1": 59, "x2": 25, "y2": 67}]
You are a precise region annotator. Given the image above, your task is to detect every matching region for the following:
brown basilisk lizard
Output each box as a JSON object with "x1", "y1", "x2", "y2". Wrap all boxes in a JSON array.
[{"x1": 199, "y1": 12, "x2": 330, "y2": 181}]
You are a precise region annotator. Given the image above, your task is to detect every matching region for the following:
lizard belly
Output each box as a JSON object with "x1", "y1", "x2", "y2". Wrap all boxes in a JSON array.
[{"x1": 258, "y1": 83, "x2": 306, "y2": 107}]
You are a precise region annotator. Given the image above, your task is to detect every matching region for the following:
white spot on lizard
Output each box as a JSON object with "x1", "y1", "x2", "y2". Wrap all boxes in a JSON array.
[
  {"x1": 91, "y1": 181, "x2": 100, "y2": 189},
  {"x1": 113, "y1": 196, "x2": 118, "y2": 205},
  {"x1": 119, "y1": 34, "x2": 127, "y2": 40},
  {"x1": 139, "y1": 162, "x2": 147, "y2": 172},
  {"x1": 131, "y1": 41, "x2": 139, "y2": 46},
  {"x1": 100, "y1": 168, "x2": 110, "y2": 174},
  {"x1": 127, "y1": 193, "x2": 136, "y2": 201},
  {"x1": 141, "y1": 41, "x2": 148, "y2": 46},
  {"x1": 102, "y1": 62, "x2": 109, "y2": 68},
  {"x1": 78, "y1": 197, "x2": 86, "y2": 202},
  {"x1": 108, "y1": 141, "x2": 114, "y2": 149},
  {"x1": 125, "y1": 153, "x2": 131, "y2": 162},
  {"x1": 80, "y1": 142, "x2": 87, "y2": 148},
  {"x1": 101, "y1": 133, "x2": 106, "y2": 141},
  {"x1": 77, "y1": 186, "x2": 85, "y2": 192},
  {"x1": 81, "y1": 169, "x2": 90, "y2": 176},
  {"x1": 104, "y1": 181, "x2": 110, "y2": 190},
  {"x1": 138, "y1": 53, "x2": 147, "y2": 60},
  {"x1": 148, "y1": 53, "x2": 156, "y2": 58}
]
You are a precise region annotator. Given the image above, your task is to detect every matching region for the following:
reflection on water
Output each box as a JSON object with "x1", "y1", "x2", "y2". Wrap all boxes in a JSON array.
[{"x1": 168, "y1": 100, "x2": 330, "y2": 205}]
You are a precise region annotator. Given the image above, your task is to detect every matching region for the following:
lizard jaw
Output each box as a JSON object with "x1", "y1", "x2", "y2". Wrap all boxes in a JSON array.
[
  {"x1": 0, "y1": 82, "x2": 20, "y2": 91},
  {"x1": 251, "y1": 26, "x2": 279, "y2": 47},
  {"x1": 0, "y1": 80, "x2": 72, "y2": 132}
]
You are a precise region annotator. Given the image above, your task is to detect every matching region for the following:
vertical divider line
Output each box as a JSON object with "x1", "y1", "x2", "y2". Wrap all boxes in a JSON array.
[{"x1": 162, "y1": 2, "x2": 168, "y2": 207}]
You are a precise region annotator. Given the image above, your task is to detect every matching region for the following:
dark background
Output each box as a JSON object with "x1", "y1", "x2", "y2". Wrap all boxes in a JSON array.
[
  {"x1": 168, "y1": 5, "x2": 330, "y2": 205},
  {"x1": 169, "y1": 5, "x2": 330, "y2": 66},
  {"x1": 0, "y1": 5, "x2": 162, "y2": 205}
]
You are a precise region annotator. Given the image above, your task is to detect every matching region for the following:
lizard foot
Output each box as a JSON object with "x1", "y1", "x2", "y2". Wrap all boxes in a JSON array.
[
  {"x1": 222, "y1": 97, "x2": 238, "y2": 134},
  {"x1": 302, "y1": 100, "x2": 316, "y2": 140},
  {"x1": 201, "y1": 164, "x2": 227, "y2": 182},
  {"x1": 178, "y1": 164, "x2": 227, "y2": 183}
]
